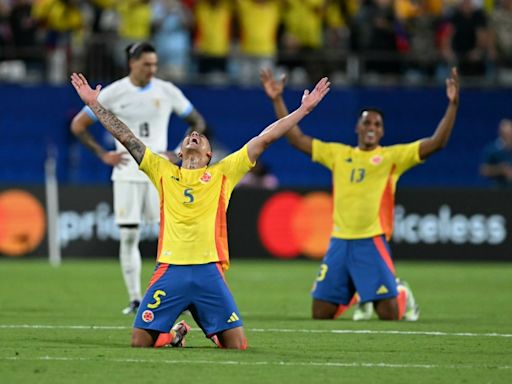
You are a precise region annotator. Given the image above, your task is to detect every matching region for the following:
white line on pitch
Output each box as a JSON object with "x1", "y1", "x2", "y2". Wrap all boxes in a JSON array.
[
  {"x1": 2, "y1": 356, "x2": 511, "y2": 370},
  {"x1": 0, "y1": 324, "x2": 511, "y2": 338}
]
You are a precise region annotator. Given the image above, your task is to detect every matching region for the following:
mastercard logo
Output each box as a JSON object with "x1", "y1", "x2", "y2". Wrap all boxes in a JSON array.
[
  {"x1": 257, "y1": 191, "x2": 333, "y2": 259},
  {"x1": 0, "y1": 189, "x2": 46, "y2": 257}
]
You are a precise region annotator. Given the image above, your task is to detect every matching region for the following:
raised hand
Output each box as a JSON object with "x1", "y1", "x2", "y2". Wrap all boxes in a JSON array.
[
  {"x1": 260, "y1": 68, "x2": 286, "y2": 101},
  {"x1": 70, "y1": 73, "x2": 102, "y2": 106},
  {"x1": 71, "y1": 72, "x2": 146, "y2": 164},
  {"x1": 301, "y1": 77, "x2": 330, "y2": 113},
  {"x1": 446, "y1": 67, "x2": 459, "y2": 105}
]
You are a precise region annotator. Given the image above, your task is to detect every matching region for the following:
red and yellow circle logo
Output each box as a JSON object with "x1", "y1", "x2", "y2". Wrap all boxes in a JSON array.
[
  {"x1": 258, "y1": 191, "x2": 333, "y2": 260},
  {"x1": 0, "y1": 189, "x2": 46, "y2": 257},
  {"x1": 142, "y1": 310, "x2": 154, "y2": 323}
]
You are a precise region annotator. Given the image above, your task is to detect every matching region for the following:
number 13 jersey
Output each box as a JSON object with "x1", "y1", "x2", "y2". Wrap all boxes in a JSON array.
[{"x1": 312, "y1": 139, "x2": 422, "y2": 240}]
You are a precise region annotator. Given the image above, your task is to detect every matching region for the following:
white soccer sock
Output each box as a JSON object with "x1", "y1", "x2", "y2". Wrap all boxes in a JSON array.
[{"x1": 119, "y1": 227, "x2": 142, "y2": 302}]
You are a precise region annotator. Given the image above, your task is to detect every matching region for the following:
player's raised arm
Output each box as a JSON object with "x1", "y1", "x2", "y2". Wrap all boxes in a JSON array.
[
  {"x1": 247, "y1": 76, "x2": 330, "y2": 163},
  {"x1": 419, "y1": 67, "x2": 460, "y2": 160},
  {"x1": 260, "y1": 68, "x2": 315, "y2": 156},
  {"x1": 70, "y1": 73, "x2": 146, "y2": 165}
]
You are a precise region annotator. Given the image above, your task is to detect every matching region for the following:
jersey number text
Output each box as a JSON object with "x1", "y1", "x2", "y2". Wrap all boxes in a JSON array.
[{"x1": 350, "y1": 168, "x2": 366, "y2": 183}]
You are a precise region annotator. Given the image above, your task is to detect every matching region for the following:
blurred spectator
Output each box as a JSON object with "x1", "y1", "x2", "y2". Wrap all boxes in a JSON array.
[
  {"x1": 0, "y1": 0, "x2": 510, "y2": 87},
  {"x1": 89, "y1": 0, "x2": 116, "y2": 33},
  {"x1": 400, "y1": 0, "x2": 443, "y2": 82},
  {"x1": 395, "y1": 0, "x2": 443, "y2": 18},
  {"x1": 152, "y1": 0, "x2": 193, "y2": 81},
  {"x1": 323, "y1": 0, "x2": 359, "y2": 82},
  {"x1": 193, "y1": 0, "x2": 233, "y2": 82},
  {"x1": 480, "y1": 118, "x2": 512, "y2": 187},
  {"x1": 278, "y1": 0, "x2": 325, "y2": 84},
  {"x1": 238, "y1": 162, "x2": 279, "y2": 189},
  {"x1": 489, "y1": 0, "x2": 512, "y2": 80},
  {"x1": 114, "y1": 0, "x2": 152, "y2": 70},
  {"x1": 439, "y1": 0, "x2": 492, "y2": 77},
  {"x1": 395, "y1": 0, "x2": 420, "y2": 19},
  {"x1": 0, "y1": 0, "x2": 10, "y2": 50},
  {"x1": 32, "y1": 0, "x2": 84, "y2": 84},
  {"x1": 352, "y1": 0, "x2": 403, "y2": 76},
  {"x1": 32, "y1": 0, "x2": 84, "y2": 48},
  {"x1": 235, "y1": 0, "x2": 280, "y2": 85},
  {"x1": 9, "y1": 0, "x2": 40, "y2": 65},
  {"x1": 84, "y1": 0, "x2": 118, "y2": 83},
  {"x1": 9, "y1": 0, "x2": 37, "y2": 49},
  {"x1": 324, "y1": 0, "x2": 359, "y2": 51}
]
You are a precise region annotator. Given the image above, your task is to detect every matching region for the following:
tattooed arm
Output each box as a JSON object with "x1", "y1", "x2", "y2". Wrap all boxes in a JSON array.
[{"x1": 70, "y1": 73, "x2": 146, "y2": 164}]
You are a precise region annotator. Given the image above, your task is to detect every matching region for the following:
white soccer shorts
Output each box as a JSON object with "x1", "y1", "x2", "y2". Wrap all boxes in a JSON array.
[{"x1": 113, "y1": 181, "x2": 160, "y2": 225}]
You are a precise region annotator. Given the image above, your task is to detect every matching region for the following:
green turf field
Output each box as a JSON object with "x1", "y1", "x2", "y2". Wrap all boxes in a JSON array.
[{"x1": 0, "y1": 259, "x2": 511, "y2": 383}]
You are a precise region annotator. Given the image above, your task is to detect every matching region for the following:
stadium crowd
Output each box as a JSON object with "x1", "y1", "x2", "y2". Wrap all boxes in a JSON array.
[{"x1": 1, "y1": 0, "x2": 511, "y2": 86}]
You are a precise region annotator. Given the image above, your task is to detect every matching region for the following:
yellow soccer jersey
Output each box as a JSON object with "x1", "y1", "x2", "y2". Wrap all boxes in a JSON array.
[
  {"x1": 140, "y1": 145, "x2": 255, "y2": 269},
  {"x1": 237, "y1": 0, "x2": 280, "y2": 56},
  {"x1": 195, "y1": 0, "x2": 232, "y2": 57},
  {"x1": 312, "y1": 139, "x2": 422, "y2": 240}
]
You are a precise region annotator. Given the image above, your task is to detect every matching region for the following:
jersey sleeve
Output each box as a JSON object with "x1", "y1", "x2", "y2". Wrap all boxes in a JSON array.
[
  {"x1": 217, "y1": 144, "x2": 255, "y2": 186},
  {"x1": 391, "y1": 140, "x2": 423, "y2": 175},
  {"x1": 165, "y1": 82, "x2": 194, "y2": 117},
  {"x1": 312, "y1": 139, "x2": 341, "y2": 170},
  {"x1": 139, "y1": 148, "x2": 166, "y2": 192}
]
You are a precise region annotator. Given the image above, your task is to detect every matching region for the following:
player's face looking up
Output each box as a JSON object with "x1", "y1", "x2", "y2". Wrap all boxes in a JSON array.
[
  {"x1": 179, "y1": 131, "x2": 213, "y2": 165},
  {"x1": 356, "y1": 110, "x2": 384, "y2": 150},
  {"x1": 129, "y1": 52, "x2": 158, "y2": 87}
]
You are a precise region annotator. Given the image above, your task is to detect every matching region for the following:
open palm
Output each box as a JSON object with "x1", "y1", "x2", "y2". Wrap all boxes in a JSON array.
[
  {"x1": 446, "y1": 67, "x2": 459, "y2": 105},
  {"x1": 70, "y1": 73, "x2": 102, "y2": 106},
  {"x1": 260, "y1": 68, "x2": 285, "y2": 100},
  {"x1": 301, "y1": 77, "x2": 330, "y2": 113}
]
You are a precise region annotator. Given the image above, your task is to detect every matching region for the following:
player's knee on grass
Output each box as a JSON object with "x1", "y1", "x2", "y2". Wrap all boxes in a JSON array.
[
  {"x1": 374, "y1": 298, "x2": 400, "y2": 320},
  {"x1": 131, "y1": 328, "x2": 158, "y2": 347},
  {"x1": 216, "y1": 327, "x2": 247, "y2": 350},
  {"x1": 312, "y1": 299, "x2": 338, "y2": 319}
]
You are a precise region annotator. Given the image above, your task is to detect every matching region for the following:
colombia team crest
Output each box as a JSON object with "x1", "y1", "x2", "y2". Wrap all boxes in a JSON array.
[
  {"x1": 370, "y1": 155, "x2": 383, "y2": 165},
  {"x1": 200, "y1": 172, "x2": 212, "y2": 183},
  {"x1": 142, "y1": 310, "x2": 154, "y2": 323}
]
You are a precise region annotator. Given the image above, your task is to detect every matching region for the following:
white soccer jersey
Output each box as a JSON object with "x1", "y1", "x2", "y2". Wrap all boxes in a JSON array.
[{"x1": 83, "y1": 76, "x2": 193, "y2": 182}]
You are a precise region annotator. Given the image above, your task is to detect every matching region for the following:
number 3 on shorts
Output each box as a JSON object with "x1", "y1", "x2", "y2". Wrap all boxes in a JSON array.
[{"x1": 316, "y1": 264, "x2": 328, "y2": 282}]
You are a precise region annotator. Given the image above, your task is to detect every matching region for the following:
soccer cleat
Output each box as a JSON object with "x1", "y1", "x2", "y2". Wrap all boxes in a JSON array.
[
  {"x1": 122, "y1": 300, "x2": 140, "y2": 315},
  {"x1": 404, "y1": 303, "x2": 420, "y2": 322},
  {"x1": 397, "y1": 279, "x2": 420, "y2": 321},
  {"x1": 352, "y1": 301, "x2": 374, "y2": 321},
  {"x1": 170, "y1": 320, "x2": 191, "y2": 347}
]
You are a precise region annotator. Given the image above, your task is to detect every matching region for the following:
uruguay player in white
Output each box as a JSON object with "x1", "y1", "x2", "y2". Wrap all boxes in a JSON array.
[{"x1": 70, "y1": 42, "x2": 206, "y2": 315}]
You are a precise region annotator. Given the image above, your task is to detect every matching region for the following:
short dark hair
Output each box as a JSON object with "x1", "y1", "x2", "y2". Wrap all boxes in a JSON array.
[
  {"x1": 125, "y1": 42, "x2": 156, "y2": 62},
  {"x1": 358, "y1": 107, "x2": 384, "y2": 120}
]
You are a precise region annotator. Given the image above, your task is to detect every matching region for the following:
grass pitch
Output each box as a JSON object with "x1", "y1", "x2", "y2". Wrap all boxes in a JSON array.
[{"x1": 0, "y1": 259, "x2": 511, "y2": 384}]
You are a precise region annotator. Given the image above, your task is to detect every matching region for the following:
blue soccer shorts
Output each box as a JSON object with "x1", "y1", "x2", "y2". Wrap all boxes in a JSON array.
[
  {"x1": 134, "y1": 262, "x2": 243, "y2": 337},
  {"x1": 311, "y1": 235, "x2": 398, "y2": 305}
]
